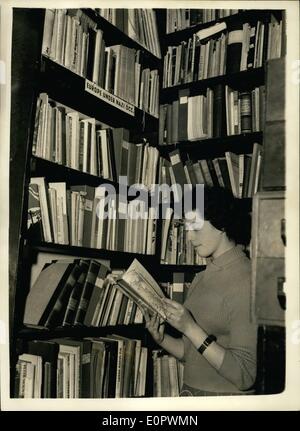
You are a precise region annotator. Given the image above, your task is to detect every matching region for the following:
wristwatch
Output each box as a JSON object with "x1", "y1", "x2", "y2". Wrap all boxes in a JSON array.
[{"x1": 197, "y1": 334, "x2": 217, "y2": 354}]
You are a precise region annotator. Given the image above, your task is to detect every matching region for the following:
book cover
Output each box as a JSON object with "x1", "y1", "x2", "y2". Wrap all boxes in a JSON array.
[
  {"x1": 226, "y1": 20, "x2": 243, "y2": 74},
  {"x1": 27, "y1": 182, "x2": 44, "y2": 241},
  {"x1": 84, "y1": 262, "x2": 111, "y2": 326},
  {"x1": 196, "y1": 21, "x2": 226, "y2": 41},
  {"x1": 24, "y1": 261, "x2": 75, "y2": 326},
  {"x1": 85, "y1": 338, "x2": 108, "y2": 398},
  {"x1": 30, "y1": 177, "x2": 53, "y2": 243},
  {"x1": 172, "y1": 272, "x2": 185, "y2": 304},
  {"x1": 102, "y1": 336, "x2": 124, "y2": 398},
  {"x1": 95, "y1": 337, "x2": 118, "y2": 398},
  {"x1": 74, "y1": 260, "x2": 102, "y2": 325},
  {"x1": 217, "y1": 157, "x2": 232, "y2": 191},
  {"x1": 213, "y1": 83, "x2": 226, "y2": 137},
  {"x1": 240, "y1": 91, "x2": 252, "y2": 133},
  {"x1": 43, "y1": 262, "x2": 83, "y2": 328},
  {"x1": 111, "y1": 335, "x2": 136, "y2": 397},
  {"x1": 27, "y1": 340, "x2": 59, "y2": 398},
  {"x1": 114, "y1": 259, "x2": 167, "y2": 320},
  {"x1": 178, "y1": 88, "x2": 190, "y2": 141},
  {"x1": 70, "y1": 185, "x2": 95, "y2": 247},
  {"x1": 62, "y1": 259, "x2": 90, "y2": 326},
  {"x1": 169, "y1": 149, "x2": 187, "y2": 188}
]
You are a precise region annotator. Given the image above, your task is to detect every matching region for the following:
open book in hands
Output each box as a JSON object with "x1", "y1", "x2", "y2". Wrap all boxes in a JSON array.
[{"x1": 110, "y1": 259, "x2": 167, "y2": 320}]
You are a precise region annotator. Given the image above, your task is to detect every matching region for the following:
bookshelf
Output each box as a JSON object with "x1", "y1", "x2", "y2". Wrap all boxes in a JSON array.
[
  {"x1": 39, "y1": 56, "x2": 158, "y2": 132},
  {"x1": 158, "y1": 132, "x2": 263, "y2": 157},
  {"x1": 163, "y1": 9, "x2": 283, "y2": 42},
  {"x1": 9, "y1": 7, "x2": 285, "y2": 398},
  {"x1": 160, "y1": 67, "x2": 264, "y2": 98},
  {"x1": 83, "y1": 9, "x2": 162, "y2": 66}
]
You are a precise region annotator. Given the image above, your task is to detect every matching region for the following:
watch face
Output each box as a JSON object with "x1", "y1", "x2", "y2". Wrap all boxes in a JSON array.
[{"x1": 198, "y1": 335, "x2": 216, "y2": 354}]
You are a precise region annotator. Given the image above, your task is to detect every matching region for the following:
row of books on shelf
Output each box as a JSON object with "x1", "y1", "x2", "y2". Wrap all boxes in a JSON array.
[
  {"x1": 32, "y1": 89, "x2": 262, "y2": 191},
  {"x1": 42, "y1": 9, "x2": 159, "y2": 113},
  {"x1": 42, "y1": 9, "x2": 90, "y2": 77},
  {"x1": 23, "y1": 258, "x2": 193, "y2": 330},
  {"x1": 28, "y1": 172, "x2": 211, "y2": 263},
  {"x1": 163, "y1": 13, "x2": 283, "y2": 86},
  {"x1": 94, "y1": 8, "x2": 161, "y2": 58},
  {"x1": 32, "y1": 95, "x2": 160, "y2": 184},
  {"x1": 163, "y1": 32, "x2": 228, "y2": 86},
  {"x1": 28, "y1": 156, "x2": 258, "y2": 256},
  {"x1": 24, "y1": 260, "x2": 140, "y2": 329},
  {"x1": 15, "y1": 335, "x2": 149, "y2": 398},
  {"x1": 28, "y1": 179, "x2": 158, "y2": 254},
  {"x1": 33, "y1": 94, "x2": 114, "y2": 179},
  {"x1": 225, "y1": 86, "x2": 265, "y2": 136},
  {"x1": 15, "y1": 339, "x2": 183, "y2": 399},
  {"x1": 160, "y1": 208, "x2": 206, "y2": 266},
  {"x1": 166, "y1": 9, "x2": 239, "y2": 33},
  {"x1": 166, "y1": 145, "x2": 262, "y2": 199},
  {"x1": 159, "y1": 85, "x2": 264, "y2": 144},
  {"x1": 18, "y1": 257, "x2": 189, "y2": 398},
  {"x1": 152, "y1": 351, "x2": 184, "y2": 397}
]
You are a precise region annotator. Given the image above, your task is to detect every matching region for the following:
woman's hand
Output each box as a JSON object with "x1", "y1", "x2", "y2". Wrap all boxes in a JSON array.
[
  {"x1": 143, "y1": 309, "x2": 165, "y2": 345},
  {"x1": 163, "y1": 298, "x2": 196, "y2": 335}
]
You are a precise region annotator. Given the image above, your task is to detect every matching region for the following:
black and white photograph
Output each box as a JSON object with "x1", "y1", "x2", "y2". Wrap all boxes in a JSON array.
[{"x1": 0, "y1": 0, "x2": 299, "y2": 413}]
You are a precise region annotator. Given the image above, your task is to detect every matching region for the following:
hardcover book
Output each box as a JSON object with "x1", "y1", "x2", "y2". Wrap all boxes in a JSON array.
[{"x1": 28, "y1": 182, "x2": 44, "y2": 241}]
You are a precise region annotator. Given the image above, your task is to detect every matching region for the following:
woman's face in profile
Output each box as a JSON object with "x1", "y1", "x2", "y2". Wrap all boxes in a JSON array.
[{"x1": 185, "y1": 210, "x2": 223, "y2": 258}]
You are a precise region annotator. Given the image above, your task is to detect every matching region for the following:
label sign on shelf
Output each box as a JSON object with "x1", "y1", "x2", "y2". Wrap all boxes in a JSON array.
[{"x1": 85, "y1": 80, "x2": 135, "y2": 117}]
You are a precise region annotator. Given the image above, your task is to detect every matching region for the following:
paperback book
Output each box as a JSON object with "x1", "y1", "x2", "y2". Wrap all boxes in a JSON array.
[{"x1": 113, "y1": 259, "x2": 167, "y2": 320}]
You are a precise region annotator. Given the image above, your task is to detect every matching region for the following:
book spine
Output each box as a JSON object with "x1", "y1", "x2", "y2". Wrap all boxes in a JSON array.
[
  {"x1": 213, "y1": 83, "x2": 225, "y2": 138},
  {"x1": 44, "y1": 263, "x2": 82, "y2": 328},
  {"x1": 178, "y1": 89, "x2": 190, "y2": 141},
  {"x1": 84, "y1": 263, "x2": 110, "y2": 326},
  {"x1": 240, "y1": 91, "x2": 252, "y2": 133},
  {"x1": 226, "y1": 21, "x2": 243, "y2": 74},
  {"x1": 169, "y1": 149, "x2": 186, "y2": 188},
  {"x1": 28, "y1": 183, "x2": 44, "y2": 241},
  {"x1": 80, "y1": 340, "x2": 92, "y2": 398},
  {"x1": 74, "y1": 261, "x2": 100, "y2": 325},
  {"x1": 62, "y1": 261, "x2": 89, "y2": 326}
]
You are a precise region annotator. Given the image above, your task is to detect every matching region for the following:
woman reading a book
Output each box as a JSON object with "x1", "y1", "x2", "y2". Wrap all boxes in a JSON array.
[{"x1": 144, "y1": 186, "x2": 257, "y2": 396}]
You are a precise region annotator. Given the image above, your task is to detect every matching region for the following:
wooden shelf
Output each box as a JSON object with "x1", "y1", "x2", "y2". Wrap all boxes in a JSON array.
[
  {"x1": 24, "y1": 242, "x2": 211, "y2": 280},
  {"x1": 156, "y1": 264, "x2": 205, "y2": 282},
  {"x1": 29, "y1": 156, "x2": 167, "y2": 208},
  {"x1": 25, "y1": 241, "x2": 159, "y2": 267},
  {"x1": 158, "y1": 132, "x2": 263, "y2": 158},
  {"x1": 17, "y1": 323, "x2": 146, "y2": 339},
  {"x1": 30, "y1": 155, "x2": 118, "y2": 188},
  {"x1": 160, "y1": 67, "x2": 265, "y2": 103},
  {"x1": 39, "y1": 57, "x2": 158, "y2": 133}
]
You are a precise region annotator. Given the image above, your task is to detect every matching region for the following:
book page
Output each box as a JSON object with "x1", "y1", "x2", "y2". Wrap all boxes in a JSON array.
[
  {"x1": 121, "y1": 259, "x2": 167, "y2": 318},
  {"x1": 123, "y1": 259, "x2": 165, "y2": 298},
  {"x1": 117, "y1": 278, "x2": 166, "y2": 320}
]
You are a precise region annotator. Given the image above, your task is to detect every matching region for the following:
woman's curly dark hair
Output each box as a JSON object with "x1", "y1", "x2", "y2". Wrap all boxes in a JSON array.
[{"x1": 185, "y1": 186, "x2": 251, "y2": 245}]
